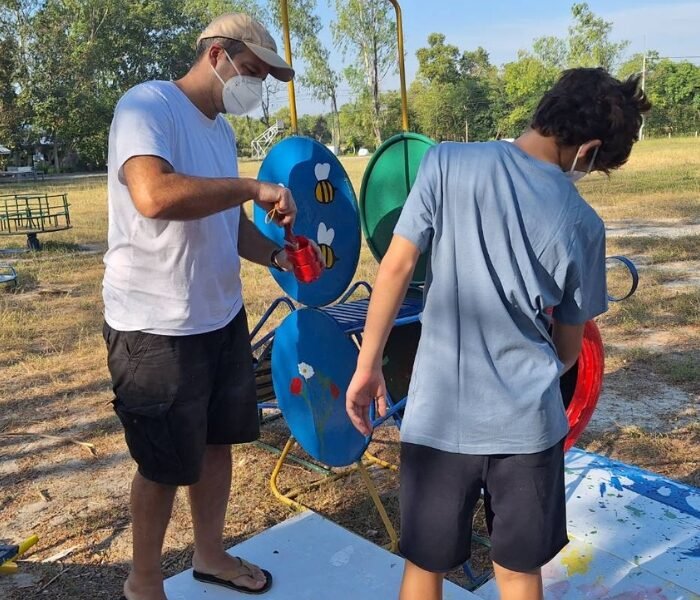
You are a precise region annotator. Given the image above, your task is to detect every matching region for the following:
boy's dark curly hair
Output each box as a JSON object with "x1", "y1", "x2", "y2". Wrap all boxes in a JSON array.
[{"x1": 531, "y1": 68, "x2": 652, "y2": 173}]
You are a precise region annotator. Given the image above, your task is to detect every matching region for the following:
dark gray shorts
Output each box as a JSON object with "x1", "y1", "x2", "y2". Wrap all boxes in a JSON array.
[
  {"x1": 399, "y1": 439, "x2": 568, "y2": 573},
  {"x1": 103, "y1": 308, "x2": 259, "y2": 486}
]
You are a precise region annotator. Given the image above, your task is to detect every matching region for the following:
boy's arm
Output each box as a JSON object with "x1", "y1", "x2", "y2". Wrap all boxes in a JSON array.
[
  {"x1": 346, "y1": 235, "x2": 420, "y2": 435},
  {"x1": 551, "y1": 320, "x2": 585, "y2": 373}
]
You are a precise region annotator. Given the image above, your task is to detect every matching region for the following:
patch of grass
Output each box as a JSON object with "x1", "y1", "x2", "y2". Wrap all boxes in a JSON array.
[
  {"x1": 607, "y1": 235, "x2": 700, "y2": 264},
  {"x1": 579, "y1": 137, "x2": 700, "y2": 222},
  {"x1": 654, "y1": 353, "x2": 700, "y2": 387},
  {"x1": 601, "y1": 287, "x2": 700, "y2": 330}
]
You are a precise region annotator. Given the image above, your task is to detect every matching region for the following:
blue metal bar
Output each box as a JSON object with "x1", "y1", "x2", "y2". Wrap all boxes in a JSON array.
[
  {"x1": 606, "y1": 255, "x2": 639, "y2": 302},
  {"x1": 249, "y1": 296, "x2": 296, "y2": 342},
  {"x1": 337, "y1": 280, "x2": 373, "y2": 304}
]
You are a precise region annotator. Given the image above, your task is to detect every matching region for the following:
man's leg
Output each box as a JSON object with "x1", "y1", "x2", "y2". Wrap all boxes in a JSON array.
[
  {"x1": 189, "y1": 444, "x2": 266, "y2": 590},
  {"x1": 492, "y1": 562, "x2": 543, "y2": 600},
  {"x1": 123, "y1": 472, "x2": 177, "y2": 600},
  {"x1": 399, "y1": 560, "x2": 444, "y2": 600}
]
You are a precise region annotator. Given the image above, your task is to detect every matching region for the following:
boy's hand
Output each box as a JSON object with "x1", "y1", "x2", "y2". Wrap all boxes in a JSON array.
[{"x1": 346, "y1": 366, "x2": 387, "y2": 436}]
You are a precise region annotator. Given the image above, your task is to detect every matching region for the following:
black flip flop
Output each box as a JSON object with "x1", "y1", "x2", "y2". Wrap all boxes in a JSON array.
[{"x1": 193, "y1": 566, "x2": 273, "y2": 595}]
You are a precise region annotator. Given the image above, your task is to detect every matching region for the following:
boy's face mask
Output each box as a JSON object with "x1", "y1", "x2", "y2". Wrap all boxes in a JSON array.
[
  {"x1": 566, "y1": 145, "x2": 600, "y2": 183},
  {"x1": 211, "y1": 49, "x2": 263, "y2": 116}
]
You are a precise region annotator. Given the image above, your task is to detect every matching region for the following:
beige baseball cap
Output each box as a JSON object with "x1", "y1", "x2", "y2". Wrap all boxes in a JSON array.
[{"x1": 197, "y1": 13, "x2": 294, "y2": 82}]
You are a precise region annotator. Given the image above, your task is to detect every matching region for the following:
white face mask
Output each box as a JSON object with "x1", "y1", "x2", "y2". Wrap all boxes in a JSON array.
[
  {"x1": 212, "y1": 50, "x2": 263, "y2": 115},
  {"x1": 566, "y1": 145, "x2": 600, "y2": 183}
]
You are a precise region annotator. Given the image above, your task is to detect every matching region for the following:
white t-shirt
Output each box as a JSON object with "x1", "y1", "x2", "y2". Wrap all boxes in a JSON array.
[{"x1": 103, "y1": 80, "x2": 243, "y2": 335}]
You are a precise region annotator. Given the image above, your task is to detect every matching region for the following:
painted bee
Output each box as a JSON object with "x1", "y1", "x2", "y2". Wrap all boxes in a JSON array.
[
  {"x1": 314, "y1": 163, "x2": 335, "y2": 204},
  {"x1": 317, "y1": 222, "x2": 338, "y2": 269}
]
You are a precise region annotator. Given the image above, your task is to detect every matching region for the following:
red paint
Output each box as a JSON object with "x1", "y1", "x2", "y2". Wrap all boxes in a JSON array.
[
  {"x1": 290, "y1": 377, "x2": 303, "y2": 395},
  {"x1": 330, "y1": 382, "x2": 340, "y2": 399}
]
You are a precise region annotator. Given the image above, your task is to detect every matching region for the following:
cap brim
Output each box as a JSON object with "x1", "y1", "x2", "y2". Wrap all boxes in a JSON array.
[{"x1": 245, "y1": 42, "x2": 295, "y2": 82}]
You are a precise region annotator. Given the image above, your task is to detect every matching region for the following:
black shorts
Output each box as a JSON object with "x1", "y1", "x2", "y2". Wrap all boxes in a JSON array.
[
  {"x1": 399, "y1": 439, "x2": 568, "y2": 573},
  {"x1": 103, "y1": 308, "x2": 259, "y2": 486}
]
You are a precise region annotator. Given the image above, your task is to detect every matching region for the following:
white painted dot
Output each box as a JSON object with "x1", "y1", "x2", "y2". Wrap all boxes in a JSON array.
[{"x1": 657, "y1": 487, "x2": 672, "y2": 497}]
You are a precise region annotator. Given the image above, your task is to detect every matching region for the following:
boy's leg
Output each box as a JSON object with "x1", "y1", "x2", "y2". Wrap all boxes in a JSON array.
[
  {"x1": 484, "y1": 438, "x2": 568, "y2": 600},
  {"x1": 400, "y1": 560, "x2": 444, "y2": 600},
  {"x1": 124, "y1": 473, "x2": 177, "y2": 600},
  {"x1": 398, "y1": 443, "x2": 483, "y2": 600},
  {"x1": 492, "y1": 562, "x2": 543, "y2": 600}
]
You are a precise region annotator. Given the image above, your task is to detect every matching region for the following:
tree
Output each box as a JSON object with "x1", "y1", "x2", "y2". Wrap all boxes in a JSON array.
[
  {"x1": 411, "y1": 35, "x2": 499, "y2": 141},
  {"x1": 567, "y1": 2, "x2": 629, "y2": 71},
  {"x1": 499, "y1": 52, "x2": 559, "y2": 137},
  {"x1": 416, "y1": 33, "x2": 460, "y2": 84},
  {"x1": 270, "y1": 0, "x2": 341, "y2": 147},
  {"x1": 532, "y1": 36, "x2": 567, "y2": 70},
  {"x1": 645, "y1": 60, "x2": 700, "y2": 136},
  {"x1": 332, "y1": 0, "x2": 396, "y2": 146},
  {"x1": 616, "y1": 51, "x2": 659, "y2": 82},
  {"x1": 338, "y1": 93, "x2": 375, "y2": 153}
]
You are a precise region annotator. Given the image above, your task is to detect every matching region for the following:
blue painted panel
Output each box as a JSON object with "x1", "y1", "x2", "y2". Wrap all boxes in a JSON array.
[
  {"x1": 255, "y1": 137, "x2": 360, "y2": 307},
  {"x1": 271, "y1": 308, "x2": 369, "y2": 467}
]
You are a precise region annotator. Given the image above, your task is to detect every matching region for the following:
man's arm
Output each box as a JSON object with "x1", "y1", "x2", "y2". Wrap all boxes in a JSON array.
[
  {"x1": 122, "y1": 155, "x2": 295, "y2": 223},
  {"x1": 551, "y1": 320, "x2": 585, "y2": 373},
  {"x1": 346, "y1": 235, "x2": 420, "y2": 435}
]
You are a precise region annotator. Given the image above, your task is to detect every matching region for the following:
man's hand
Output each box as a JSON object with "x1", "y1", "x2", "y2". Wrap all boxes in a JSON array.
[
  {"x1": 345, "y1": 366, "x2": 387, "y2": 436},
  {"x1": 256, "y1": 182, "x2": 297, "y2": 226}
]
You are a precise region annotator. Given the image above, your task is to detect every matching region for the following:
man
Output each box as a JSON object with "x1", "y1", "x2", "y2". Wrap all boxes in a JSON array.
[
  {"x1": 103, "y1": 13, "x2": 310, "y2": 600},
  {"x1": 346, "y1": 68, "x2": 650, "y2": 600}
]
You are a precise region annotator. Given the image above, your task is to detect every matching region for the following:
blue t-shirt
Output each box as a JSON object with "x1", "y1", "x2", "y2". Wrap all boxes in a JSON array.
[{"x1": 394, "y1": 141, "x2": 607, "y2": 455}]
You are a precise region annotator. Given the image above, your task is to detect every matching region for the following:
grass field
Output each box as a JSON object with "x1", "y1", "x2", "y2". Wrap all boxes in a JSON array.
[{"x1": 0, "y1": 138, "x2": 698, "y2": 598}]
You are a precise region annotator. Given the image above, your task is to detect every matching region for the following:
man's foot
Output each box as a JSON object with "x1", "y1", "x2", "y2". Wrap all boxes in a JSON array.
[
  {"x1": 123, "y1": 573, "x2": 167, "y2": 600},
  {"x1": 192, "y1": 552, "x2": 269, "y2": 593}
]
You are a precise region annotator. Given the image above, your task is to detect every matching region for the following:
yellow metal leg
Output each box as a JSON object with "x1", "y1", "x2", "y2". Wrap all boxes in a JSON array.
[
  {"x1": 357, "y1": 462, "x2": 399, "y2": 552},
  {"x1": 270, "y1": 439, "x2": 399, "y2": 553},
  {"x1": 363, "y1": 451, "x2": 399, "y2": 471},
  {"x1": 270, "y1": 436, "x2": 306, "y2": 512}
]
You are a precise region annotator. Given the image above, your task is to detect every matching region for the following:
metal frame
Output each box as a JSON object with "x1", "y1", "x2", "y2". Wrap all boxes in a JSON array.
[
  {"x1": 0, "y1": 264, "x2": 17, "y2": 287},
  {"x1": 0, "y1": 192, "x2": 71, "y2": 250}
]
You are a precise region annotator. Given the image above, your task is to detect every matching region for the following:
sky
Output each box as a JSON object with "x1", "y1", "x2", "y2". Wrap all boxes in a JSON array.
[{"x1": 262, "y1": 0, "x2": 700, "y2": 116}]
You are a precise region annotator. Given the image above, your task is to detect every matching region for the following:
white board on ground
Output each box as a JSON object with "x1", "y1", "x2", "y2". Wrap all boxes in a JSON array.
[
  {"x1": 475, "y1": 448, "x2": 700, "y2": 599},
  {"x1": 164, "y1": 511, "x2": 478, "y2": 599}
]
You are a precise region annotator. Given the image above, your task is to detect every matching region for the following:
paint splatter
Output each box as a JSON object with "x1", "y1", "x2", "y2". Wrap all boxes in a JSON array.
[
  {"x1": 577, "y1": 580, "x2": 609, "y2": 598},
  {"x1": 546, "y1": 580, "x2": 571, "y2": 600},
  {"x1": 587, "y1": 454, "x2": 700, "y2": 519},
  {"x1": 681, "y1": 543, "x2": 700, "y2": 559},
  {"x1": 560, "y1": 545, "x2": 593, "y2": 577},
  {"x1": 610, "y1": 476, "x2": 624, "y2": 492},
  {"x1": 607, "y1": 586, "x2": 668, "y2": 599},
  {"x1": 625, "y1": 505, "x2": 645, "y2": 518}
]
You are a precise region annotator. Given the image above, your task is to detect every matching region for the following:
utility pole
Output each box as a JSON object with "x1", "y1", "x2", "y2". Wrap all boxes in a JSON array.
[{"x1": 465, "y1": 115, "x2": 469, "y2": 142}]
